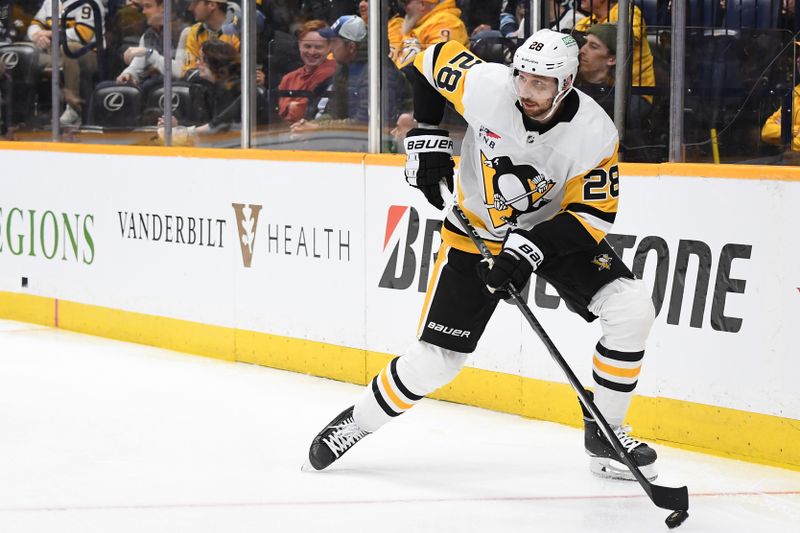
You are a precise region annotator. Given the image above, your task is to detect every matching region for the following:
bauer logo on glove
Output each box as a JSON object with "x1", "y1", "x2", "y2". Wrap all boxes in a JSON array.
[
  {"x1": 403, "y1": 127, "x2": 455, "y2": 210},
  {"x1": 406, "y1": 137, "x2": 454, "y2": 152},
  {"x1": 476, "y1": 230, "x2": 543, "y2": 299}
]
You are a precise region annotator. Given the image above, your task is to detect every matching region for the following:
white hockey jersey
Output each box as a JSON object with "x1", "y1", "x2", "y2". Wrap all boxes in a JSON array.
[
  {"x1": 27, "y1": 0, "x2": 107, "y2": 46},
  {"x1": 414, "y1": 41, "x2": 620, "y2": 257}
]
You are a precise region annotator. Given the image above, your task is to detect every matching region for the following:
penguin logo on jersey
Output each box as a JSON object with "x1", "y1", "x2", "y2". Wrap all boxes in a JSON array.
[
  {"x1": 591, "y1": 253, "x2": 612, "y2": 271},
  {"x1": 481, "y1": 153, "x2": 555, "y2": 228}
]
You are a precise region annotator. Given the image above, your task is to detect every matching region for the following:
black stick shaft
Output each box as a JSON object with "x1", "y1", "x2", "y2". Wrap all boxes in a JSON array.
[{"x1": 448, "y1": 203, "x2": 688, "y2": 512}]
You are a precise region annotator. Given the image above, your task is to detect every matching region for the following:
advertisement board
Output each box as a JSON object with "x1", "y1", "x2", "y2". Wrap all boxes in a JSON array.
[{"x1": 1, "y1": 147, "x2": 798, "y2": 425}]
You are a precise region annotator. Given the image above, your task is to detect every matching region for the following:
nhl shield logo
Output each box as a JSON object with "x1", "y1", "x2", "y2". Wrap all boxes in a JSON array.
[{"x1": 591, "y1": 253, "x2": 612, "y2": 271}]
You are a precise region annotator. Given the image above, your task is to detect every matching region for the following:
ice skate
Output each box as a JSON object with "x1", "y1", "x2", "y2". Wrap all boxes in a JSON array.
[
  {"x1": 579, "y1": 392, "x2": 657, "y2": 481},
  {"x1": 304, "y1": 406, "x2": 369, "y2": 471},
  {"x1": 584, "y1": 418, "x2": 658, "y2": 481}
]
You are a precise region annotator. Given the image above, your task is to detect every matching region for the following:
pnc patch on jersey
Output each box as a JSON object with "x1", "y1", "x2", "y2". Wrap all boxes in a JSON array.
[
  {"x1": 479, "y1": 126, "x2": 502, "y2": 148},
  {"x1": 479, "y1": 126, "x2": 501, "y2": 139},
  {"x1": 591, "y1": 253, "x2": 612, "y2": 271}
]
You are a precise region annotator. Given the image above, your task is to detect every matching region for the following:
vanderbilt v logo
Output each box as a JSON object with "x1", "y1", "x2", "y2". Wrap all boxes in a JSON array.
[{"x1": 231, "y1": 203, "x2": 263, "y2": 267}]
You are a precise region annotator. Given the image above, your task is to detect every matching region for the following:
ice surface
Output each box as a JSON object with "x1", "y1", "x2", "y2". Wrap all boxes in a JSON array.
[{"x1": 1, "y1": 319, "x2": 798, "y2": 532}]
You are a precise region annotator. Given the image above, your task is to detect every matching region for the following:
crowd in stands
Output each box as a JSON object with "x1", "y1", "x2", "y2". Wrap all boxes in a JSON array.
[{"x1": 0, "y1": 0, "x2": 797, "y2": 162}]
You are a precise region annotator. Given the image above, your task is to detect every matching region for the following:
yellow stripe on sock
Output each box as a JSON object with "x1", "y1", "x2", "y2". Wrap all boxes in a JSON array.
[
  {"x1": 593, "y1": 355, "x2": 641, "y2": 379},
  {"x1": 380, "y1": 368, "x2": 413, "y2": 411}
]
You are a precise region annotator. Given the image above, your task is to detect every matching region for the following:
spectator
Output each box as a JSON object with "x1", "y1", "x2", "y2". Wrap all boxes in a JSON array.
[
  {"x1": 194, "y1": 39, "x2": 242, "y2": 129},
  {"x1": 27, "y1": 0, "x2": 107, "y2": 127},
  {"x1": 761, "y1": 51, "x2": 800, "y2": 151},
  {"x1": 106, "y1": 0, "x2": 148, "y2": 77},
  {"x1": 578, "y1": 23, "x2": 616, "y2": 85},
  {"x1": 158, "y1": 39, "x2": 243, "y2": 143},
  {"x1": 761, "y1": 89, "x2": 800, "y2": 151},
  {"x1": 550, "y1": 0, "x2": 587, "y2": 31},
  {"x1": 576, "y1": 23, "x2": 617, "y2": 116},
  {"x1": 290, "y1": 14, "x2": 368, "y2": 133},
  {"x1": 391, "y1": 0, "x2": 468, "y2": 69},
  {"x1": 576, "y1": 23, "x2": 653, "y2": 159},
  {"x1": 357, "y1": 0, "x2": 405, "y2": 62},
  {"x1": 495, "y1": 1, "x2": 584, "y2": 37},
  {"x1": 358, "y1": 0, "x2": 368, "y2": 23},
  {"x1": 182, "y1": 0, "x2": 240, "y2": 77},
  {"x1": 277, "y1": 19, "x2": 336, "y2": 123},
  {"x1": 498, "y1": 0, "x2": 525, "y2": 37},
  {"x1": 388, "y1": 2, "x2": 405, "y2": 62},
  {"x1": 116, "y1": 0, "x2": 186, "y2": 88},
  {"x1": 573, "y1": 0, "x2": 655, "y2": 105}
]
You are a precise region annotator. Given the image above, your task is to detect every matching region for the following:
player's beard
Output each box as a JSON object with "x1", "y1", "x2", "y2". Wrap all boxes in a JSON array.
[
  {"x1": 403, "y1": 12, "x2": 423, "y2": 34},
  {"x1": 519, "y1": 96, "x2": 555, "y2": 121}
]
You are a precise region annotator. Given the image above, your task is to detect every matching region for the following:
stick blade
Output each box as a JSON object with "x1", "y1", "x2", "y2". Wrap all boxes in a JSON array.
[{"x1": 650, "y1": 483, "x2": 689, "y2": 511}]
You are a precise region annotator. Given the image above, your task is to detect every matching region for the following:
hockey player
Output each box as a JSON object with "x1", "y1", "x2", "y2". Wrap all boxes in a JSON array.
[{"x1": 306, "y1": 28, "x2": 658, "y2": 481}]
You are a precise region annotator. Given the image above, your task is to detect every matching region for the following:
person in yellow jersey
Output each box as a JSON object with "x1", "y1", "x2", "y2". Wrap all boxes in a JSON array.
[
  {"x1": 761, "y1": 89, "x2": 800, "y2": 151},
  {"x1": 388, "y1": 5, "x2": 404, "y2": 62},
  {"x1": 392, "y1": 0, "x2": 468, "y2": 68},
  {"x1": 761, "y1": 49, "x2": 800, "y2": 152},
  {"x1": 305, "y1": 29, "x2": 659, "y2": 484},
  {"x1": 182, "y1": 0, "x2": 240, "y2": 77},
  {"x1": 574, "y1": 0, "x2": 654, "y2": 105},
  {"x1": 359, "y1": 0, "x2": 404, "y2": 62}
]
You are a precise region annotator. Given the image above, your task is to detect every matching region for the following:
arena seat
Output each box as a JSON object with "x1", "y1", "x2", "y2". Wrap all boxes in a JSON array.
[
  {"x1": 144, "y1": 81, "x2": 210, "y2": 126},
  {"x1": 86, "y1": 84, "x2": 143, "y2": 128},
  {"x1": 0, "y1": 43, "x2": 41, "y2": 124}
]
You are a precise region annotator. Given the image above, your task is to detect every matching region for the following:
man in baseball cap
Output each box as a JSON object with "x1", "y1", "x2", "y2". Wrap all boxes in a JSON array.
[
  {"x1": 290, "y1": 14, "x2": 370, "y2": 135},
  {"x1": 319, "y1": 14, "x2": 367, "y2": 42},
  {"x1": 579, "y1": 23, "x2": 617, "y2": 86}
]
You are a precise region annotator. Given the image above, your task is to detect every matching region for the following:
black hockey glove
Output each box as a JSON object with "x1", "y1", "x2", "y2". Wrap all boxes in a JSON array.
[
  {"x1": 477, "y1": 230, "x2": 544, "y2": 299},
  {"x1": 403, "y1": 127, "x2": 455, "y2": 210}
]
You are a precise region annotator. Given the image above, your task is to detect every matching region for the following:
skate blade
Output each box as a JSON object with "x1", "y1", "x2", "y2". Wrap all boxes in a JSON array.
[
  {"x1": 300, "y1": 460, "x2": 320, "y2": 473},
  {"x1": 590, "y1": 457, "x2": 657, "y2": 481}
]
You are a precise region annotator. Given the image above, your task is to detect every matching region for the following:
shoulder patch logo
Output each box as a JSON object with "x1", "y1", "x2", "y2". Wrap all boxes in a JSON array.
[
  {"x1": 479, "y1": 126, "x2": 501, "y2": 148},
  {"x1": 591, "y1": 253, "x2": 612, "y2": 271},
  {"x1": 479, "y1": 126, "x2": 501, "y2": 139}
]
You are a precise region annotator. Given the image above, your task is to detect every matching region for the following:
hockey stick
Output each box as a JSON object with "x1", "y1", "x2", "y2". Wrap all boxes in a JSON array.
[{"x1": 443, "y1": 191, "x2": 689, "y2": 526}]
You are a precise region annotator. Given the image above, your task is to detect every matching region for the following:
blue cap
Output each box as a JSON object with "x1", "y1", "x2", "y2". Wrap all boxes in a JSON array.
[{"x1": 318, "y1": 15, "x2": 367, "y2": 42}]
